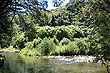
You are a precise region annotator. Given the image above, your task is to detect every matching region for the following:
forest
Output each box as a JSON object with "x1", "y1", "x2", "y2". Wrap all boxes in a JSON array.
[{"x1": 0, "y1": 0, "x2": 110, "y2": 73}]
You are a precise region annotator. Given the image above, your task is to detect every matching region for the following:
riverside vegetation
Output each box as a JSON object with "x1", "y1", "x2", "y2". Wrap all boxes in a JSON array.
[{"x1": 0, "y1": 0, "x2": 110, "y2": 73}]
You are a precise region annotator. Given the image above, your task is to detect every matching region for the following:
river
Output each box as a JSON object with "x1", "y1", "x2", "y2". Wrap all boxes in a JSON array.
[{"x1": 0, "y1": 53, "x2": 106, "y2": 73}]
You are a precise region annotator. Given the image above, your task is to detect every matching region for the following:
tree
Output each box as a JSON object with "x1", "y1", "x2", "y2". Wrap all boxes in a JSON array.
[
  {"x1": 83, "y1": 1, "x2": 110, "y2": 72},
  {"x1": 0, "y1": 0, "x2": 48, "y2": 47},
  {"x1": 78, "y1": 0, "x2": 110, "y2": 72},
  {"x1": 67, "y1": 0, "x2": 110, "y2": 72},
  {"x1": 52, "y1": 0, "x2": 64, "y2": 7}
]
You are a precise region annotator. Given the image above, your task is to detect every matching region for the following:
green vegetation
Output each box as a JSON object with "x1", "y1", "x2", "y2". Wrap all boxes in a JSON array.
[
  {"x1": 0, "y1": 0, "x2": 110, "y2": 72},
  {"x1": 19, "y1": 37, "x2": 90, "y2": 56},
  {"x1": 0, "y1": 54, "x2": 5, "y2": 67}
]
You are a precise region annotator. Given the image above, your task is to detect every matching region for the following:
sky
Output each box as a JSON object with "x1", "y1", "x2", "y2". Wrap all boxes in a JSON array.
[
  {"x1": 46, "y1": 0, "x2": 70, "y2": 10},
  {"x1": 46, "y1": 0, "x2": 88, "y2": 10},
  {"x1": 20, "y1": 0, "x2": 70, "y2": 11},
  {"x1": 20, "y1": 0, "x2": 88, "y2": 12}
]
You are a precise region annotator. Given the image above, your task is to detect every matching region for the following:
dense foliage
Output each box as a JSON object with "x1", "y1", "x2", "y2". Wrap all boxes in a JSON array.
[
  {"x1": 0, "y1": 0, "x2": 110, "y2": 72},
  {"x1": 74, "y1": 0, "x2": 110, "y2": 72}
]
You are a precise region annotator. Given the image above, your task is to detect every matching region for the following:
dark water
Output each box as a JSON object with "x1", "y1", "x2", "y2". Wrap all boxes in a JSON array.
[{"x1": 0, "y1": 53, "x2": 106, "y2": 73}]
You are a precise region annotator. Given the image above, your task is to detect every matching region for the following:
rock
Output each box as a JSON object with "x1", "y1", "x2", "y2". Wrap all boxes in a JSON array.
[
  {"x1": 74, "y1": 56, "x2": 95, "y2": 62},
  {"x1": 57, "y1": 55, "x2": 96, "y2": 63},
  {"x1": 13, "y1": 50, "x2": 20, "y2": 52},
  {"x1": 0, "y1": 49, "x2": 20, "y2": 53},
  {"x1": 20, "y1": 55, "x2": 96, "y2": 63}
]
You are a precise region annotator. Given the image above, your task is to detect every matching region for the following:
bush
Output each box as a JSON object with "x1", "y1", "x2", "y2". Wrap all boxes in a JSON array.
[
  {"x1": 74, "y1": 38, "x2": 88, "y2": 54},
  {"x1": 5, "y1": 46, "x2": 15, "y2": 50},
  {"x1": 25, "y1": 42, "x2": 34, "y2": 50},
  {"x1": 37, "y1": 37, "x2": 56, "y2": 55},
  {"x1": 50, "y1": 45, "x2": 67, "y2": 55},
  {"x1": 33, "y1": 38, "x2": 42, "y2": 48},
  {"x1": 55, "y1": 26, "x2": 71, "y2": 41},
  {"x1": 0, "y1": 46, "x2": 2, "y2": 50},
  {"x1": 49, "y1": 38, "x2": 90, "y2": 56},
  {"x1": 27, "y1": 49, "x2": 41, "y2": 56},
  {"x1": 20, "y1": 48, "x2": 29, "y2": 55},
  {"x1": 10, "y1": 32, "x2": 26, "y2": 49},
  {"x1": 20, "y1": 37, "x2": 56, "y2": 56},
  {"x1": 60, "y1": 37, "x2": 70, "y2": 46},
  {"x1": 20, "y1": 48, "x2": 41, "y2": 56},
  {"x1": 52, "y1": 42, "x2": 79, "y2": 56},
  {"x1": 35, "y1": 26, "x2": 55, "y2": 39},
  {"x1": 35, "y1": 25, "x2": 83, "y2": 41},
  {"x1": 24, "y1": 38, "x2": 42, "y2": 50},
  {"x1": 52, "y1": 36, "x2": 59, "y2": 45},
  {"x1": 67, "y1": 42, "x2": 79, "y2": 55}
]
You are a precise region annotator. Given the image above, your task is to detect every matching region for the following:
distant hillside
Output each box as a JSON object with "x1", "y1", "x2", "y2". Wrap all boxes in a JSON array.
[
  {"x1": 46, "y1": 4, "x2": 81, "y2": 26},
  {"x1": 13, "y1": 3, "x2": 90, "y2": 27}
]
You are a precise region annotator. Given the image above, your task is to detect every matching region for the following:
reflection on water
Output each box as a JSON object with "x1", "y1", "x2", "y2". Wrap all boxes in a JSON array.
[{"x1": 0, "y1": 53, "x2": 106, "y2": 73}]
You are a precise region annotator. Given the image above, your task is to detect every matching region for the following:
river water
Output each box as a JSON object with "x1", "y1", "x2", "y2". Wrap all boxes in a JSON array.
[{"x1": 0, "y1": 53, "x2": 106, "y2": 73}]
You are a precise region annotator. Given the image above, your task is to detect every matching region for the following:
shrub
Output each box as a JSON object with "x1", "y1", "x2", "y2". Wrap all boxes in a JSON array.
[
  {"x1": 74, "y1": 38, "x2": 87, "y2": 54},
  {"x1": 52, "y1": 36, "x2": 59, "y2": 45},
  {"x1": 67, "y1": 42, "x2": 79, "y2": 54},
  {"x1": 50, "y1": 45, "x2": 67, "y2": 55},
  {"x1": 60, "y1": 37, "x2": 70, "y2": 46},
  {"x1": 35, "y1": 26, "x2": 55, "y2": 39},
  {"x1": 5, "y1": 46, "x2": 15, "y2": 50},
  {"x1": 52, "y1": 42, "x2": 80, "y2": 56},
  {"x1": 27, "y1": 49, "x2": 41, "y2": 56},
  {"x1": 10, "y1": 32, "x2": 26, "y2": 49},
  {"x1": 35, "y1": 25, "x2": 83, "y2": 41},
  {"x1": 25, "y1": 42, "x2": 34, "y2": 50},
  {"x1": 50, "y1": 38, "x2": 89, "y2": 56},
  {"x1": 33, "y1": 38, "x2": 42, "y2": 48},
  {"x1": 55, "y1": 26, "x2": 71, "y2": 41},
  {"x1": 20, "y1": 48, "x2": 29, "y2": 55},
  {"x1": 37, "y1": 37, "x2": 56, "y2": 55},
  {"x1": 0, "y1": 46, "x2": 2, "y2": 50},
  {"x1": 24, "y1": 38, "x2": 42, "y2": 50},
  {"x1": 20, "y1": 48, "x2": 41, "y2": 56}
]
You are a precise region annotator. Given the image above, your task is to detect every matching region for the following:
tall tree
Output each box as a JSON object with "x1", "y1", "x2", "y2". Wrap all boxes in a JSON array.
[
  {"x1": 67, "y1": 0, "x2": 110, "y2": 72},
  {"x1": 0, "y1": 0, "x2": 48, "y2": 47}
]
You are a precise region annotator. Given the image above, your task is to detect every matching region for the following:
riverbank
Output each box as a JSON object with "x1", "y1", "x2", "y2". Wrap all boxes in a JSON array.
[
  {"x1": 0, "y1": 50, "x2": 96, "y2": 63},
  {"x1": 0, "y1": 49, "x2": 20, "y2": 53},
  {"x1": 20, "y1": 54, "x2": 96, "y2": 63}
]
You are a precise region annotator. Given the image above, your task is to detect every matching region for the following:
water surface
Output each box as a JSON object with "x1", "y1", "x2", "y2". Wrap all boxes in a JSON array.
[{"x1": 0, "y1": 53, "x2": 106, "y2": 73}]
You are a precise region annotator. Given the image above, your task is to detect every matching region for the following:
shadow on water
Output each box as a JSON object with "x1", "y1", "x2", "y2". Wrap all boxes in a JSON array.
[
  {"x1": 0, "y1": 53, "x2": 106, "y2": 73},
  {"x1": 0, "y1": 54, "x2": 6, "y2": 68}
]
